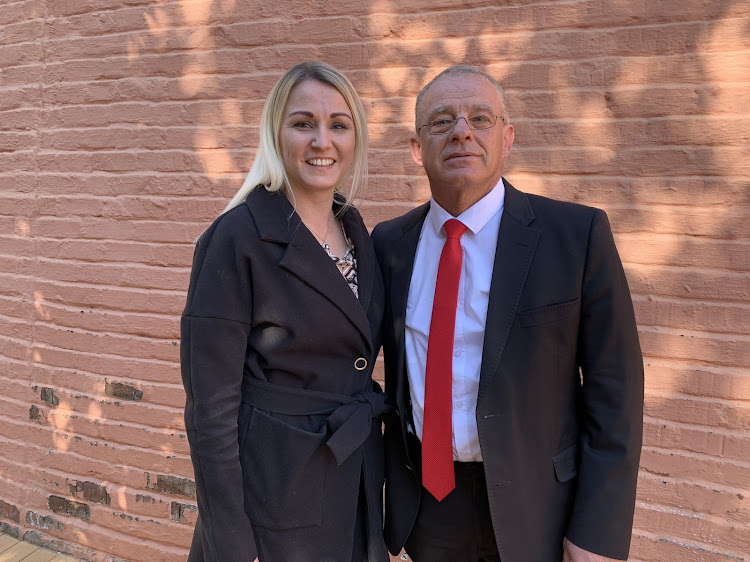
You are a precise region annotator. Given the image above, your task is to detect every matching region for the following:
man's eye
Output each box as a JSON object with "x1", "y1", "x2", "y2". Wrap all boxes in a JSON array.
[
  {"x1": 469, "y1": 115, "x2": 492, "y2": 124},
  {"x1": 431, "y1": 119, "x2": 453, "y2": 126}
]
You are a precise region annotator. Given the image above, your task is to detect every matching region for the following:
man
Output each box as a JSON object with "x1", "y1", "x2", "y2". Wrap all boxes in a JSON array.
[{"x1": 372, "y1": 66, "x2": 643, "y2": 562}]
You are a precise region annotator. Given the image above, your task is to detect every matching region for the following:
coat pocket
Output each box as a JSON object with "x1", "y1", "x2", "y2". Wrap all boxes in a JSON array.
[
  {"x1": 552, "y1": 442, "x2": 579, "y2": 483},
  {"x1": 518, "y1": 298, "x2": 580, "y2": 327},
  {"x1": 240, "y1": 409, "x2": 327, "y2": 530}
]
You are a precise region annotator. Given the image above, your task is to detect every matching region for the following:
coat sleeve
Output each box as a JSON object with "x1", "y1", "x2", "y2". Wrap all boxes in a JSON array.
[
  {"x1": 566, "y1": 209, "x2": 644, "y2": 560},
  {"x1": 180, "y1": 211, "x2": 257, "y2": 561}
]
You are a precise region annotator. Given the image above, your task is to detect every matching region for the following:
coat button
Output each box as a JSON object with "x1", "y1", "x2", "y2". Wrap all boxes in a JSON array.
[{"x1": 354, "y1": 357, "x2": 368, "y2": 371}]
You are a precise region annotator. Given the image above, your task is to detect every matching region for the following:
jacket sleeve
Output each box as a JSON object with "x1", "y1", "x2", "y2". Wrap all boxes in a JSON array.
[
  {"x1": 566, "y1": 209, "x2": 644, "y2": 560},
  {"x1": 180, "y1": 211, "x2": 257, "y2": 561}
]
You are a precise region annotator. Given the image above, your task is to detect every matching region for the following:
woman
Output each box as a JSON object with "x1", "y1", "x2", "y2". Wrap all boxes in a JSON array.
[{"x1": 180, "y1": 62, "x2": 389, "y2": 561}]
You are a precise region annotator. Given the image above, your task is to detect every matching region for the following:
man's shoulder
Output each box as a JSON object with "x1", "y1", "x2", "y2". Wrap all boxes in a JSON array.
[
  {"x1": 524, "y1": 190, "x2": 599, "y2": 220},
  {"x1": 504, "y1": 185, "x2": 618, "y2": 256},
  {"x1": 506, "y1": 185, "x2": 604, "y2": 233},
  {"x1": 372, "y1": 203, "x2": 429, "y2": 244}
]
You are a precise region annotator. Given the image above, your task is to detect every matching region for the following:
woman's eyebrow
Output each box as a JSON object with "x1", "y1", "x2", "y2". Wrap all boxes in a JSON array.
[{"x1": 286, "y1": 110, "x2": 352, "y2": 120}]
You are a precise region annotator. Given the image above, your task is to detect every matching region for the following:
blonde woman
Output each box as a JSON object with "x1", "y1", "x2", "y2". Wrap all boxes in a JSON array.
[{"x1": 181, "y1": 61, "x2": 389, "y2": 561}]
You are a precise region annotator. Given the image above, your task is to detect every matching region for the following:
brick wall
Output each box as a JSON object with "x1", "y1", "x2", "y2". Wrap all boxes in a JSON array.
[{"x1": 1, "y1": 1, "x2": 748, "y2": 560}]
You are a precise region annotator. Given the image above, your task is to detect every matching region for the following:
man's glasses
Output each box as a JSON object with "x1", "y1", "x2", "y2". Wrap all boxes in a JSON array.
[{"x1": 418, "y1": 114, "x2": 507, "y2": 135}]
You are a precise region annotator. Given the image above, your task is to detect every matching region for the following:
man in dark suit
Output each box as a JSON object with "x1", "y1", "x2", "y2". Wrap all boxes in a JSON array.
[{"x1": 372, "y1": 66, "x2": 643, "y2": 562}]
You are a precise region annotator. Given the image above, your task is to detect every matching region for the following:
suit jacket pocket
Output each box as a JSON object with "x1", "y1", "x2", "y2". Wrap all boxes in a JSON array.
[
  {"x1": 240, "y1": 408, "x2": 327, "y2": 530},
  {"x1": 552, "y1": 442, "x2": 579, "y2": 483},
  {"x1": 518, "y1": 298, "x2": 580, "y2": 327}
]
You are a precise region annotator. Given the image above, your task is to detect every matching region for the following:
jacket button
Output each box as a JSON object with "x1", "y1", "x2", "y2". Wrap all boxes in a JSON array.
[{"x1": 354, "y1": 357, "x2": 368, "y2": 371}]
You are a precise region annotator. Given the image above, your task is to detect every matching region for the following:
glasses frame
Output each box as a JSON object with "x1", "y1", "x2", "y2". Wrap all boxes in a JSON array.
[{"x1": 418, "y1": 114, "x2": 508, "y2": 135}]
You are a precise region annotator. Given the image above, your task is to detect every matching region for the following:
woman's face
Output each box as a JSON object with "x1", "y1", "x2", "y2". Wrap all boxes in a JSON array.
[{"x1": 280, "y1": 79, "x2": 356, "y2": 197}]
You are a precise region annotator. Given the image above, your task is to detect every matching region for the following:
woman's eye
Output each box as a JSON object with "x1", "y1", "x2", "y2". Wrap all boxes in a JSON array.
[
  {"x1": 331, "y1": 122, "x2": 349, "y2": 130},
  {"x1": 292, "y1": 121, "x2": 313, "y2": 129}
]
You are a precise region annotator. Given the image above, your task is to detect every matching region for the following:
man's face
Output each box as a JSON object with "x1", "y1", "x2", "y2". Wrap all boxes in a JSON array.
[{"x1": 410, "y1": 74, "x2": 514, "y2": 209}]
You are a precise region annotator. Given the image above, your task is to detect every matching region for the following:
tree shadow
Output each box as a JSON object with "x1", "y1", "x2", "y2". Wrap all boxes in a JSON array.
[{"x1": 1, "y1": 0, "x2": 747, "y2": 559}]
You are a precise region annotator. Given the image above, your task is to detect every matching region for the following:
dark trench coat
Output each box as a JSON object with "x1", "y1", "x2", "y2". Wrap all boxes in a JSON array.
[{"x1": 180, "y1": 186, "x2": 389, "y2": 561}]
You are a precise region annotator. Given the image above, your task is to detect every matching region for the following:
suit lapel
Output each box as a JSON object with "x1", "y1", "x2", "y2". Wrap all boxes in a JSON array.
[
  {"x1": 478, "y1": 181, "x2": 540, "y2": 402},
  {"x1": 246, "y1": 188, "x2": 373, "y2": 349},
  {"x1": 389, "y1": 203, "x2": 429, "y2": 409}
]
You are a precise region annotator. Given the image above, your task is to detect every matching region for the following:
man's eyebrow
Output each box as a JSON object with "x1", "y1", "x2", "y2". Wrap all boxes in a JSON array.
[
  {"x1": 426, "y1": 103, "x2": 496, "y2": 119},
  {"x1": 427, "y1": 106, "x2": 453, "y2": 118},
  {"x1": 470, "y1": 103, "x2": 495, "y2": 113}
]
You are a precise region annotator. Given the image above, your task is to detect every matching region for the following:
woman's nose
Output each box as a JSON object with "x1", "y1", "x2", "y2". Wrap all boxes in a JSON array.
[{"x1": 311, "y1": 127, "x2": 332, "y2": 148}]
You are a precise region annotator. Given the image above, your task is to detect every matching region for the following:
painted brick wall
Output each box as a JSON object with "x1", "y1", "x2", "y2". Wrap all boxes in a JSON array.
[{"x1": 1, "y1": 1, "x2": 748, "y2": 560}]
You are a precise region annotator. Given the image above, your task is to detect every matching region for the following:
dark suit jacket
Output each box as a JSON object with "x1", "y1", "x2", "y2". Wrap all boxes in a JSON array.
[
  {"x1": 181, "y1": 187, "x2": 388, "y2": 561},
  {"x1": 372, "y1": 180, "x2": 644, "y2": 562}
]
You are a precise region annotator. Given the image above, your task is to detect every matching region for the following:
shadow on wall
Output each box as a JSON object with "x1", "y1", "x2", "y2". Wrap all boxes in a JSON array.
[{"x1": 7, "y1": 0, "x2": 748, "y2": 560}]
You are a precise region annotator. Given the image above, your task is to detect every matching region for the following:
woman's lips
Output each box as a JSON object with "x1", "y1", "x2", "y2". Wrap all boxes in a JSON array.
[{"x1": 306, "y1": 158, "x2": 335, "y2": 166}]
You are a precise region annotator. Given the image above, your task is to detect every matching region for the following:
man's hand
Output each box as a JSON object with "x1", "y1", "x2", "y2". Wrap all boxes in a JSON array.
[{"x1": 563, "y1": 537, "x2": 621, "y2": 562}]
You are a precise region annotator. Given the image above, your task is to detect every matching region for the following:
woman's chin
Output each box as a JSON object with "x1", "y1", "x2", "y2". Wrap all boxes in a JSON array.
[{"x1": 293, "y1": 177, "x2": 341, "y2": 194}]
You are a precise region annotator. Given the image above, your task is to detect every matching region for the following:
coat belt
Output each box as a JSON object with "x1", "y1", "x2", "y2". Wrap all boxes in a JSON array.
[{"x1": 241, "y1": 377, "x2": 394, "y2": 466}]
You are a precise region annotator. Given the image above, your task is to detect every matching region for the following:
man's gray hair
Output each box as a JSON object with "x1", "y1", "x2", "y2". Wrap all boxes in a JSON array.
[{"x1": 415, "y1": 65, "x2": 509, "y2": 130}]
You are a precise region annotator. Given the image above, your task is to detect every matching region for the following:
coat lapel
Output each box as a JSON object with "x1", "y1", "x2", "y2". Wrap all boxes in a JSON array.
[
  {"x1": 246, "y1": 188, "x2": 373, "y2": 349},
  {"x1": 340, "y1": 205, "x2": 374, "y2": 317},
  {"x1": 478, "y1": 181, "x2": 540, "y2": 402}
]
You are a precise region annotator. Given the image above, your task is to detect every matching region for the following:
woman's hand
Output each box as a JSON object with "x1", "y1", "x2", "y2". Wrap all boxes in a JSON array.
[{"x1": 563, "y1": 538, "x2": 619, "y2": 561}]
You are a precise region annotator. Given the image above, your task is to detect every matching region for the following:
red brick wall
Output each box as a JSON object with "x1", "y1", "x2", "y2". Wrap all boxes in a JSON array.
[{"x1": 1, "y1": 1, "x2": 748, "y2": 560}]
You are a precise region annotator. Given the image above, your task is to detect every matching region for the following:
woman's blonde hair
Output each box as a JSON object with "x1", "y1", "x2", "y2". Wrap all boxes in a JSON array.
[{"x1": 223, "y1": 61, "x2": 368, "y2": 215}]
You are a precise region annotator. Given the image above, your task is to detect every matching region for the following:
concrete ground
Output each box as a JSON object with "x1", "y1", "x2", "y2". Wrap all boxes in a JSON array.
[{"x1": 0, "y1": 534, "x2": 76, "y2": 562}]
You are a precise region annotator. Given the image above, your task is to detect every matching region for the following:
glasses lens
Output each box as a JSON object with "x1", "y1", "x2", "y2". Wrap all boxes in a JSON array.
[
  {"x1": 427, "y1": 115, "x2": 497, "y2": 134},
  {"x1": 428, "y1": 120, "x2": 453, "y2": 134},
  {"x1": 468, "y1": 115, "x2": 496, "y2": 129}
]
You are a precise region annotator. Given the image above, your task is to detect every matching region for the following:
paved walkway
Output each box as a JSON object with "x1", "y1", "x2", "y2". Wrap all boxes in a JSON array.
[{"x1": 0, "y1": 534, "x2": 76, "y2": 562}]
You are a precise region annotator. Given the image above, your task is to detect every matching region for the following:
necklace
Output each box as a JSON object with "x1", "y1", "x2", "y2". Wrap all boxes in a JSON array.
[{"x1": 306, "y1": 212, "x2": 334, "y2": 249}]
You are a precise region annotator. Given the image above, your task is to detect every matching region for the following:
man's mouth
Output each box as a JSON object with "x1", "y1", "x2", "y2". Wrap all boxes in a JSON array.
[{"x1": 447, "y1": 152, "x2": 478, "y2": 159}]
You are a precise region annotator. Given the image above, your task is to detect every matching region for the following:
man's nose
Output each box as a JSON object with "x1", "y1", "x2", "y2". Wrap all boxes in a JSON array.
[{"x1": 450, "y1": 117, "x2": 473, "y2": 140}]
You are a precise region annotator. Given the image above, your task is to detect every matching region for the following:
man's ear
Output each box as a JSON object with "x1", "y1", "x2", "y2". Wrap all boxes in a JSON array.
[
  {"x1": 502, "y1": 124, "x2": 515, "y2": 159},
  {"x1": 409, "y1": 134, "x2": 424, "y2": 167}
]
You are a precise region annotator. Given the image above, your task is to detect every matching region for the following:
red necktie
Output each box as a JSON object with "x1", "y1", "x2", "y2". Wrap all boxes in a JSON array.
[{"x1": 422, "y1": 218, "x2": 467, "y2": 501}]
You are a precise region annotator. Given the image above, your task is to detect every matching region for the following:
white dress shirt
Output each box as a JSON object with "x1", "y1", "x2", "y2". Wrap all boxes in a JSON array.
[{"x1": 405, "y1": 179, "x2": 505, "y2": 462}]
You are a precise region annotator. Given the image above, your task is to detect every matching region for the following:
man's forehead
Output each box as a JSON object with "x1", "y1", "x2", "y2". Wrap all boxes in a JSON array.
[
  {"x1": 428, "y1": 102, "x2": 495, "y2": 116},
  {"x1": 419, "y1": 74, "x2": 502, "y2": 114}
]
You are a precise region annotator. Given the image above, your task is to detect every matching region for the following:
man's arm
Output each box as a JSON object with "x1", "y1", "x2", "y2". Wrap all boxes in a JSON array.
[{"x1": 566, "y1": 209, "x2": 644, "y2": 560}]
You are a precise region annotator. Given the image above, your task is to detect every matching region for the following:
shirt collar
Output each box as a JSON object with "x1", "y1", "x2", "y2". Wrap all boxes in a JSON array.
[{"x1": 427, "y1": 177, "x2": 506, "y2": 237}]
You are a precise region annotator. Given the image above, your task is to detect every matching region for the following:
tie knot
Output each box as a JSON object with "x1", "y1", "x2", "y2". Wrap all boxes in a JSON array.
[{"x1": 443, "y1": 219, "x2": 467, "y2": 240}]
